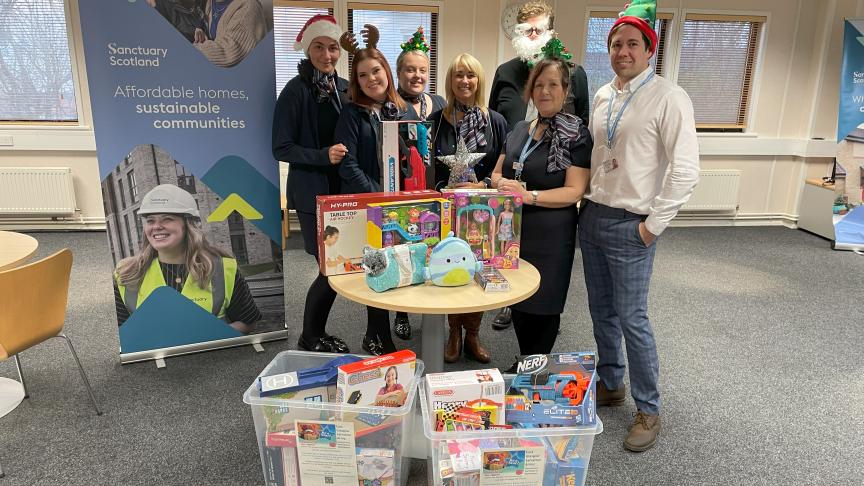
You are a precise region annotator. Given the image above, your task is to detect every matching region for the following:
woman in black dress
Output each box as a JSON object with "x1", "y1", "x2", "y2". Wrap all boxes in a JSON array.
[
  {"x1": 333, "y1": 26, "x2": 406, "y2": 355},
  {"x1": 491, "y1": 57, "x2": 592, "y2": 356},
  {"x1": 272, "y1": 14, "x2": 349, "y2": 353},
  {"x1": 429, "y1": 53, "x2": 507, "y2": 364}
]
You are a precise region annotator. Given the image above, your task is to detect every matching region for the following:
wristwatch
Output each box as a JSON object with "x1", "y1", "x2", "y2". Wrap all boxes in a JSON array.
[
  {"x1": 483, "y1": 177, "x2": 493, "y2": 189},
  {"x1": 531, "y1": 190, "x2": 539, "y2": 205}
]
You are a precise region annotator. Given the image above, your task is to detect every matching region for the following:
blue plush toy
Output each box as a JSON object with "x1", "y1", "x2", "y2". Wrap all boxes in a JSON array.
[
  {"x1": 424, "y1": 232, "x2": 483, "y2": 286},
  {"x1": 362, "y1": 243, "x2": 427, "y2": 293}
]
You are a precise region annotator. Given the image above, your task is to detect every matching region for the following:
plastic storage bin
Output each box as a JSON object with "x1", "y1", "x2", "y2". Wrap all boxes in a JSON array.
[
  {"x1": 244, "y1": 350, "x2": 425, "y2": 486},
  {"x1": 419, "y1": 379, "x2": 603, "y2": 486}
]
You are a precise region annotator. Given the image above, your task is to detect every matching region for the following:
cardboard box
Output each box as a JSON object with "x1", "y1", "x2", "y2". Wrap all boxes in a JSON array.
[
  {"x1": 316, "y1": 191, "x2": 439, "y2": 276},
  {"x1": 441, "y1": 189, "x2": 523, "y2": 268},
  {"x1": 506, "y1": 353, "x2": 597, "y2": 427},
  {"x1": 335, "y1": 350, "x2": 417, "y2": 408},
  {"x1": 381, "y1": 120, "x2": 434, "y2": 192},
  {"x1": 425, "y1": 369, "x2": 506, "y2": 428},
  {"x1": 366, "y1": 198, "x2": 452, "y2": 249}
]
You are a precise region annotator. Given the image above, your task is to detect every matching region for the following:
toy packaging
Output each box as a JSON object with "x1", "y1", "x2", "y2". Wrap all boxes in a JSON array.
[
  {"x1": 316, "y1": 190, "x2": 439, "y2": 276},
  {"x1": 262, "y1": 385, "x2": 338, "y2": 434},
  {"x1": 356, "y1": 448, "x2": 396, "y2": 486},
  {"x1": 505, "y1": 353, "x2": 597, "y2": 427},
  {"x1": 425, "y1": 369, "x2": 506, "y2": 429},
  {"x1": 336, "y1": 350, "x2": 417, "y2": 408},
  {"x1": 258, "y1": 355, "x2": 362, "y2": 397},
  {"x1": 474, "y1": 265, "x2": 510, "y2": 292},
  {"x1": 441, "y1": 190, "x2": 522, "y2": 269},
  {"x1": 362, "y1": 242, "x2": 428, "y2": 293},
  {"x1": 366, "y1": 198, "x2": 452, "y2": 249},
  {"x1": 381, "y1": 120, "x2": 433, "y2": 192}
]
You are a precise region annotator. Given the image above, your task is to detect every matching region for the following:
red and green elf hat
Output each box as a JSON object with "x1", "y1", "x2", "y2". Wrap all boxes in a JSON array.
[{"x1": 608, "y1": 0, "x2": 657, "y2": 53}]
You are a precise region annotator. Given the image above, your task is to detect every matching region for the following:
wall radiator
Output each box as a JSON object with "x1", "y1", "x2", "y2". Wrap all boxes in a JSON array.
[
  {"x1": 680, "y1": 170, "x2": 741, "y2": 212},
  {"x1": 0, "y1": 167, "x2": 77, "y2": 216}
]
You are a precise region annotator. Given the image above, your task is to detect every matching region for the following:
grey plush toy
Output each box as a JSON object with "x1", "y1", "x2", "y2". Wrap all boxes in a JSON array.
[{"x1": 362, "y1": 245, "x2": 388, "y2": 277}]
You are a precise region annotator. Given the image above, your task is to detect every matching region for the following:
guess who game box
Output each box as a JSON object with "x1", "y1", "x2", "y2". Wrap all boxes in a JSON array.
[
  {"x1": 441, "y1": 189, "x2": 522, "y2": 269},
  {"x1": 316, "y1": 190, "x2": 438, "y2": 276}
]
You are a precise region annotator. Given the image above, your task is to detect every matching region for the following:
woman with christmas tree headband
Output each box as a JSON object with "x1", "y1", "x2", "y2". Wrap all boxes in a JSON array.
[
  {"x1": 490, "y1": 36, "x2": 593, "y2": 362},
  {"x1": 396, "y1": 27, "x2": 446, "y2": 122},
  {"x1": 429, "y1": 53, "x2": 508, "y2": 364}
]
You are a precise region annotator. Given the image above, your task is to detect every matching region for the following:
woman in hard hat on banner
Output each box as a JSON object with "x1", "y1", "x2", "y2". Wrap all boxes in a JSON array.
[{"x1": 113, "y1": 184, "x2": 261, "y2": 332}]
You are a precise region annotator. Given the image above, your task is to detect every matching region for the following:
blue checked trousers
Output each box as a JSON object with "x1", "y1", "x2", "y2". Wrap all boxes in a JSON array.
[{"x1": 579, "y1": 199, "x2": 660, "y2": 415}]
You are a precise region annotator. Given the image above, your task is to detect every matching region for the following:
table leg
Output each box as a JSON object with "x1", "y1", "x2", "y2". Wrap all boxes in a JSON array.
[
  {"x1": 0, "y1": 377, "x2": 25, "y2": 418},
  {"x1": 420, "y1": 313, "x2": 445, "y2": 374}
]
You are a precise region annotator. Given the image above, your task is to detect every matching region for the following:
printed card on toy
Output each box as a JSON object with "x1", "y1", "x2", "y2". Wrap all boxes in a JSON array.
[
  {"x1": 294, "y1": 419, "x2": 358, "y2": 486},
  {"x1": 478, "y1": 446, "x2": 545, "y2": 486}
]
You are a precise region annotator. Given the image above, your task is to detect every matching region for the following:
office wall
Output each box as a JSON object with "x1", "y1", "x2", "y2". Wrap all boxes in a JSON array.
[{"x1": 0, "y1": 0, "x2": 860, "y2": 230}]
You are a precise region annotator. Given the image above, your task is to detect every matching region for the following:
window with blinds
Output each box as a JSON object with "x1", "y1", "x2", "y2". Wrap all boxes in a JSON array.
[
  {"x1": 0, "y1": 0, "x2": 78, "y2": 123},
  {"x1": 582, "y1": 12, "x2": 670, "y2": 112},
  {"x1": 678, "y1": 14, "x2": 765, "y2": 131},
  {"x1": 347, "y1": 4, "x2": 439, "y2": 94},
  {"x1": 273, "y1": 1, "x2": 334, "y2": 97}
]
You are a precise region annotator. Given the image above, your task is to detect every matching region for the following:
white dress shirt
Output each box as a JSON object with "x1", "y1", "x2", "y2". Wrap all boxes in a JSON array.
[{"x1": 586, "y1": 66, "x2": 700, "y2": 236}]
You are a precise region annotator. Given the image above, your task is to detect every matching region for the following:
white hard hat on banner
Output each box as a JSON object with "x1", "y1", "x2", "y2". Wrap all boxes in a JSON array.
[{"x1": 138, "y1": 184, "x2": 200, "y2": 219}]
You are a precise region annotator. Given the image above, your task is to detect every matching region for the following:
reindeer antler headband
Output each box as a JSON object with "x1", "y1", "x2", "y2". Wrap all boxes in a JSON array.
[{"x1": 339, "y1": 24, "x2": 380, "y2": 54}]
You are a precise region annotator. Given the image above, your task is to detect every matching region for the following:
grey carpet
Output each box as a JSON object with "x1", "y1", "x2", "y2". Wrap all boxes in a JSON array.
[{"x1": 0, "y1": 227, "x2": 862, "y2": 485}]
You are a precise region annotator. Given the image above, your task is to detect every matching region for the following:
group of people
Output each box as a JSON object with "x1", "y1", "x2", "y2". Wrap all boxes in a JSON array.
[{"x1": 276, "y1": 0, "x2": 699, "y2": 453}]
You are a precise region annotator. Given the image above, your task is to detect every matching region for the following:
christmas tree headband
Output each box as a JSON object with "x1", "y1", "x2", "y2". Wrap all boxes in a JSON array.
[
  {"x1": 539, "y1": 36, "x2": 574, "y2": 68},
  {"x1": 400, "y1": 27, "x2": 430, "y2": 54}
]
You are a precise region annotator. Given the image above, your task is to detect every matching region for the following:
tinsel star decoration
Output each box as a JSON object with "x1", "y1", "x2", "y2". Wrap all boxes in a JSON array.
[
  {"x1": 400, "y1": 27, "x2": 430, "y2": 53},
  {"x1": 437, "y1": 137, "x2": 485, "y2": 188}
]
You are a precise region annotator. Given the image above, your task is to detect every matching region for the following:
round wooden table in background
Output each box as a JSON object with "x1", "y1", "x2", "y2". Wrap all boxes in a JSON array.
[
  {"x1": 329, "y1": 260, "x2": 541, "y2": 373},
  {"x1": 0, "y1": 230, "x2": 38, "y2": 418}
]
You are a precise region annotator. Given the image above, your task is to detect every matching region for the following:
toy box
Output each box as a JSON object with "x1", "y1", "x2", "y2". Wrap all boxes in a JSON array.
[
  {"x1": 366, "y1": 198, "x2": 452, "y2": 249},
  {"x1": 316, "y1": 190, "x2": 439, "y2": 276},
  {"x1": 336, "y1": 350, "x2": 417, "y2": 408},
  {"x1": 441, "y1": 189, "x2": 522, "y2": 268},
  {"x1": 506, "y1": 353, "x2": 597, "y2": 427},
  {"x1": 356, "y1": 448, "x2": 396, "y2": 486},
  {"x1": 381, "y1": 120, "x2": 433, "y2": 192},
  {"x1": 425, "y1": 369, "x2": 506, "y2": 429},
  {"x1": 474, "y1": 265, "x2": 510, "y2": 292}
]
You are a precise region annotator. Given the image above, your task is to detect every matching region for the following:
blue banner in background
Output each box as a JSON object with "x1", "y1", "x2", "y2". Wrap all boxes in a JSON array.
[
  {"x1": 837, "y1": 19, "x2": 864, "y2": 143},
  {"x1": 78, "y1": 0, "x2": 285, "y2": 358}
]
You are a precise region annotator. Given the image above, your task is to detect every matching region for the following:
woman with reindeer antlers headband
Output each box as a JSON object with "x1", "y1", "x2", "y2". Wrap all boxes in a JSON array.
[{"x1": 333, "y1": 24, "x2": 407, "y2": 355}]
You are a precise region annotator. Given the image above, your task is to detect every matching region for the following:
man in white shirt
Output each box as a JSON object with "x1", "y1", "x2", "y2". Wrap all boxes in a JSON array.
[{"x1": 579, "y1": 0, "x2": 699, "y2": 452}]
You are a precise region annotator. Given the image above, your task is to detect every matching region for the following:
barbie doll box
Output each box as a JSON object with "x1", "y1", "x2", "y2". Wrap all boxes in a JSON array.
[
  {"x1": 335, "y1": 350, "x2": 417, "y2": 408},
  {"x1": 316, "y1": 190, "x2": 438, "y2": 276},
  {"x1": 441, "y1": 189, "x2": 523, "y2": 269}
]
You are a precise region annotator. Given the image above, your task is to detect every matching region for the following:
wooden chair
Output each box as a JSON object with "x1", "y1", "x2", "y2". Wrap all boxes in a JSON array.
[{"x1": 0, "y1": 249, "x2": 101, "y2": 416}]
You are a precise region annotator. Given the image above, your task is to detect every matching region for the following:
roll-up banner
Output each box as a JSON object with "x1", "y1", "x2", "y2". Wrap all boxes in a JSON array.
[{"x1": 78, "y1": 0, "x2": 286, "y2": 362}]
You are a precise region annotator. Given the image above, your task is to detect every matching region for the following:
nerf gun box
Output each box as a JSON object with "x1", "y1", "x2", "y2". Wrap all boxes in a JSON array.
[{"x1": 506, "y1": 353, "x2": 597, "y2": 427}]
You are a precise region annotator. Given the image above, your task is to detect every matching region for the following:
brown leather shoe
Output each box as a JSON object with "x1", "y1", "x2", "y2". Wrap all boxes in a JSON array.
[
  {"x1": 624, "y1": 411, "x2": 660, "y2": 452},
  {"x1": 444, "y1": 315, "x2": 463, "y2": 363},
  {"x1": 596, "y1": 380, "x2": 626, "y2": 407},
  {"x1": 462, "y1": 312, "x2": 491, "y2": 363}
]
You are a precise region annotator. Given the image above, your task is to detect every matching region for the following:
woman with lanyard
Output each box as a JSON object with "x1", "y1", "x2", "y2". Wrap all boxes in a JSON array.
[
  {"x1": 491, "y1": 41, "x2": 592, "y2": 362},
  {"x1": 387, "y1": 28, "x2": 447, "y2": 341},
  {"x1": 428, "y1": 53, "x2": 507, "y2": 364},
  {"x1": 334, "y1": 25, "x2": 407, "y2": 356},
  {"x1": 272, "y1": 14, "x2": 350, "y2": 354}
]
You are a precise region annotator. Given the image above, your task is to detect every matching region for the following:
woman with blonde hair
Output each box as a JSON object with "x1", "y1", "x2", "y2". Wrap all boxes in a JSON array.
[
  {"x1": 429, "y1": 53, "x2": 507, "y2": 363},
  {"x1": 113, "y1": 184, "x2": 260, "y2": 333}
]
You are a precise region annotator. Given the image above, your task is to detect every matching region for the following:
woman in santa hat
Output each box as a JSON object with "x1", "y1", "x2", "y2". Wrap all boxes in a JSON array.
[{"x1": 272, "y1": 14, "x2": 350, "y2": 354}]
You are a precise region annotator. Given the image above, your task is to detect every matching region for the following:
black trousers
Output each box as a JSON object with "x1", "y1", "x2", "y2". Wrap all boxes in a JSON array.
[{"x1": 511, "y1": 309, "x2": 560, "y2": 355}]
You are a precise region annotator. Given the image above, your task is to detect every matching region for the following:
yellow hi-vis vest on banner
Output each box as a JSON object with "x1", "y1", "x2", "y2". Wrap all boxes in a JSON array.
[{"x1": 117, "y1": 257, "x2": 237, "y2": 320}]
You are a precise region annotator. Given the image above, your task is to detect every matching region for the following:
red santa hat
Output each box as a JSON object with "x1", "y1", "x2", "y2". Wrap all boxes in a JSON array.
[{"x1": 294, "y1": 14, "x2": 343, "y2": 52}]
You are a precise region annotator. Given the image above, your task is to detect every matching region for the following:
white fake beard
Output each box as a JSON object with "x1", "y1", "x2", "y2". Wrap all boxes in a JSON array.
[{"x1": 512, "y1": 30, "x2": 553, "y2": 64}]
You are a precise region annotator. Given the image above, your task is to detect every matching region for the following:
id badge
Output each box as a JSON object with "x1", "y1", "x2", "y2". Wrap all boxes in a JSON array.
[{"x1": 599, "y1": 145, "x2": 619, "y2": 174}]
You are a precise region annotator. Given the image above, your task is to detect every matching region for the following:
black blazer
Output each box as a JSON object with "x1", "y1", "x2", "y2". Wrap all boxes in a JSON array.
[
  {"x1": 272, "y1": 64, "x2": 348, "y2": 213},
  {"x1": 489, "y1": 57, "x2": 590, "y2": 131},
  {"x1": 334, "y1": 103, "x2": 383, "y2": 194},
  {"x1": 429, "y1": 108, "x2": 508, "y2": 190}
]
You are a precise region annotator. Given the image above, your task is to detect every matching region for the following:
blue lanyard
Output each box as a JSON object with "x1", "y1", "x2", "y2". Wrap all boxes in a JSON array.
[
  {"x1": 514, "y1": 123, "x2": 543, "y2": 181},
  {"x1": 606, "y1": 72, "x2": 654, "y2": 149}
]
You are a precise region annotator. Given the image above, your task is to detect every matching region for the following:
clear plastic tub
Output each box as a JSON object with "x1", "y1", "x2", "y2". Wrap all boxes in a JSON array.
[
  {"x1": 243, "y1": 350, "x2": 425, "y2": 486},
  {"x1": 419, "y1": 379, "x2": 603, "y2": 486}
]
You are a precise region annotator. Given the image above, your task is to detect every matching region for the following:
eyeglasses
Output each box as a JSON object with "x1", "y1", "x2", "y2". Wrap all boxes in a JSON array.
[{"x1": 516, "y1": 25, "x2": 548, "y2": 36}]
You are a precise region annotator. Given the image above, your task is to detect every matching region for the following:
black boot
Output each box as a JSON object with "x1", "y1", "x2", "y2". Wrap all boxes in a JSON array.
[
  {"x1": 492, "y1": 307, "x2": 512, "y2": 330},
  {"x1": 393, "y1": 312, "x2": 412, "y2": 340}
]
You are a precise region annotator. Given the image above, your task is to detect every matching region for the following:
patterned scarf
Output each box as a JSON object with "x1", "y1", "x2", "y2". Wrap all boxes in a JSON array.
[
  {"x1": 455, "y1": 102, "x2": 488, "y2": 152},
  {"x1": 312, "y1": 68, "x2": 337, "y2": 104},
  {"x1": 397, "y1": 88, "x2": 427, "y2": 119},
  {"x1": 537, "y1": 112, "x2": 585, "y2": 173}
]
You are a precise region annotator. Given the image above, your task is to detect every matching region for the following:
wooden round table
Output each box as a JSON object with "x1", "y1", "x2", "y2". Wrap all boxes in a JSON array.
[
  {"x1": 329, "y1": 261, "x2": 541, "y2": 373},
  {"x1": 0, "y1": 230, "x2": 38, "y2": 272},
  {"x1": 0, "y1": 231, "x2": 37, "y2": 418}
]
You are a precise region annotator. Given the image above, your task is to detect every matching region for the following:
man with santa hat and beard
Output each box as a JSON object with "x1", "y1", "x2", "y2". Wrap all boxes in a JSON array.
[{"x1": 488, "y1": 0, "x2": 589, "y2": 330}]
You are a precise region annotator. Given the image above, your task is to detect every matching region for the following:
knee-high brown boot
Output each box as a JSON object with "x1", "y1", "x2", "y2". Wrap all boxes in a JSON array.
[
  {"x1": 462, "y1": 312, "x2": 491, "y2": 363},
  {"x1": 444, "y1": 314, "x2": 463, "y2": 363}
]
